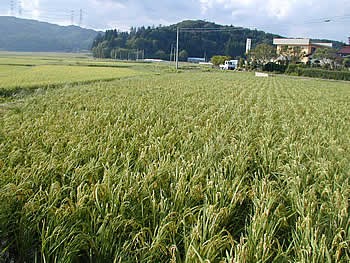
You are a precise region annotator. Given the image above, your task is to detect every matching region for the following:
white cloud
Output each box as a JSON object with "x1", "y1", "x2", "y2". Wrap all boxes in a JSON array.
[
  {"x1": 22, "y1": 0, "x2": 40, "y2": 19},
  {"x1": 0, "y1": 0, "x2": 348, "y2": 42}
]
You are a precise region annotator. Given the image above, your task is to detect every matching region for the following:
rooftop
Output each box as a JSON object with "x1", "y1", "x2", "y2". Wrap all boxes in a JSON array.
[
  {"x1": 339, "y1": 46, "x2": 350, "y2": 54},
  {"x1": 273, "y1": 38, "x2": 310, "y2": 46},
  {"x1": 273, "y1": 38, "x2": 332, "y2": 48}
]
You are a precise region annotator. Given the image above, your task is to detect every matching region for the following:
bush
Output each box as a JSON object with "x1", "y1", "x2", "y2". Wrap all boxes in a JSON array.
[
  {"x1": 286, "y1": 65, "x2": 350, "y2": 81},
  {"x1": 211, "y1": 55, "x2": 231, "y2": 66},
  {"x1": 263, "y1": 62, "x2": 287, "y2": 73},
  {"x1": 301, "y1": 69, "x2": 350, "y2": 80},
  {"x1": 343, "y1": 58, "x2": 350, "y2": 68},
  {"x1": 179, "y1": 50, "x2": 188, "y2": 61}
]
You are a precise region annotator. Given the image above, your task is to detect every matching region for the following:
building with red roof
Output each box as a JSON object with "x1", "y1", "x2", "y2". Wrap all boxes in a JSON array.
[{"x1": 338, "y1": 46, "x2": 350, "y2": 57}]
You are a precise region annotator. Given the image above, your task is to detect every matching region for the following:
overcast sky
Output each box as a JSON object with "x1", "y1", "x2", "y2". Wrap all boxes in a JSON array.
[{"x1": 1, "y1": 0, "x2": 349, "y2": 42}]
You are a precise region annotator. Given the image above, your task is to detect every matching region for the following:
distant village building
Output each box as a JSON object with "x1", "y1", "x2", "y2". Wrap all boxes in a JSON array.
[
  {"x1": 273, "y1": 38, "x2": 332, "y2": 63},
  {"x1": 338, "y1": 46, "x2": 350, "y2": 57},
  {"x1": 187, "y1": 57, "x2": 206, "y2": 63}
]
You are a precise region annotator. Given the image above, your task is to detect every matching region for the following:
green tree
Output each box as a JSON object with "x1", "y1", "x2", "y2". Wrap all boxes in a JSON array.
[
  {"x1": 179, "y1": 50, "x2": 188, "y2": 61},
  {"x1": 211, "y1": 55, "x2": 231, "y2": 66},
  {"x1": 225, "y1": 39, "x2": 245, "y2": 57},
  {"x1": 279, "y1": 46, "x2": 306, "y2": 64},
  {"x1": 313, "y1": 47, "x2": 338, "y2": 69},
  {"x1": 313, "y1": 47, "x2": 337, "y2": 61},
  {"x1": 91, "y1": 20, "x2": 288, "y2": 59},
  {"x1": 154, "y1": 50, "x2": 167, "y2": 60},
  {"x1": 343, "y1": 58, "x2": 350, "y2": 68},
  {"x1": 238, "y1": 58, "x2": 245, "y2": 69},
  {"x1": 92, "y1": 41, "x2": 111, "y2": 58},
  {"x1": 248, "y1": 44, "x2": 276, "y2": 66}
]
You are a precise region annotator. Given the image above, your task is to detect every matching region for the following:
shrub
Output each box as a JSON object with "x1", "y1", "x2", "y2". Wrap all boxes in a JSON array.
[
  {"x1": 286, "y1": 65, "x2": 350, "y2": 81},
  {"x1": 211, "y1": 55, "x2": 231, "y2": 66},
  {"x1": 301, "y1": 68, "x2": 350, "y2": 80},
  {"x1": 285, "y1": 64, "x2": 302, "y2": 76},
  {"x1": 263, "y1": 62, "x2": 287, "y2": 73},
  {"x1": 343, "y1": 58, "x2": 350, "y2": 68}
]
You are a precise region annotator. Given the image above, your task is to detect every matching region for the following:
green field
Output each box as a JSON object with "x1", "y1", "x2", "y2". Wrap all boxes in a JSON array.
[
  {"x1": 0, "y1": 55, "x2": 350, "y2": 262},
  {"x1": 0, "y1": 65, "x2": 139, "y2": 91},
  {"x1": 0, "y1": 53, "x2": 159, "y2": 98}
]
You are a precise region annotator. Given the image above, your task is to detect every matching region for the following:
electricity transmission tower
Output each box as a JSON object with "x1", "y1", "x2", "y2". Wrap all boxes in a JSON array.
[
  {"x1": 79, "y1": 9, "x2": 83, "y2": 27},
  {"x1": 10, "y1": 0, "x2": 15, "y2": 16},
  {"x1": 70, "y1": 10, "x2": 74, "y2": 25},
  {"x1": 18, "y1": 0, "x2": 22, "y2": 16}
]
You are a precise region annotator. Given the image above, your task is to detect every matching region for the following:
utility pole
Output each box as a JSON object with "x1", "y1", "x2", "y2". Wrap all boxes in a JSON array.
[
  {"x1": 176, "y1": 27, "x2": 179, "y2": 70},
  {"x1": 170, "y1": 44, "x2": 173, "y2": 62}
]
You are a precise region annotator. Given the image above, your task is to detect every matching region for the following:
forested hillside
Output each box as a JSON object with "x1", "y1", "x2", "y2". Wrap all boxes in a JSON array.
[
  {"x1": 0, "y1": 16, "x2": 98, "y2": 52},
  {"x1": 91, "y1": 20, "x2": 281, "y2": 60},
  {"x1": 92, "y1": 20, "x2": 345, "y2": 60}
]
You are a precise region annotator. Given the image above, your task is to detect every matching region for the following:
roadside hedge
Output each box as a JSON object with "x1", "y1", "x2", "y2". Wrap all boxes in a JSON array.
[
  {"x1": 286, "y1": 65, "x2": 350, "y2": 81},
  {"x1": 263, "y1": 62, "x2": 287, "y2": 73}
]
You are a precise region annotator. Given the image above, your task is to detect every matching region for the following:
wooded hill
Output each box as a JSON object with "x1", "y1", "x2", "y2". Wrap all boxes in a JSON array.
[
  {"x1": 0, "y1": 16, "x2": 99, "y2": 52},
  {"x1": 92, "y1": 20, "x2": 345, "y2": 60},
  {"x1": 91, "y1": 20, "x2": 282, "y2": 60}
]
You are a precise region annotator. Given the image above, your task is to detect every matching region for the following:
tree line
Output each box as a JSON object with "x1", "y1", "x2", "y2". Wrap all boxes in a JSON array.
[{"x1": 91, "y1": 20, "x2": 281, "y2": 60}]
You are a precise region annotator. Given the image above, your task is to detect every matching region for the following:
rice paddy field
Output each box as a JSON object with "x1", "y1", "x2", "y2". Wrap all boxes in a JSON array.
[
  {"x1": 0, "y1": 52, "x2": 156, "y2": 98},
  {"x1": 0, "y1": 54, "x2": 350, "y2": 262}
]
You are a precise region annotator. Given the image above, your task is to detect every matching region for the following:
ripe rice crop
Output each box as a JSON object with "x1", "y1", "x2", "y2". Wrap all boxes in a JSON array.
[
  {"x1": 0, "y1": 65, "x2": 140, "y2": 94},
  {"x1": 0, "y1": 71, "x2": 349, "y2": 262}
]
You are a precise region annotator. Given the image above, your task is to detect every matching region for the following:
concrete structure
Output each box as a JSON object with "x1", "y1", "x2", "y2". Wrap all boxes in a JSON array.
[
  {"x1": 246, "y1": 38, "x2": 252, "y2": 53},
  {"x1": 144, "y1": 59, "x2": 165, "y2": 63},
  {"x1": 273, "y1": 38, "x2": 332, "y2": 63},
  {"x1": 255, "y1": 72, "x2": 269, "y2": 77}
]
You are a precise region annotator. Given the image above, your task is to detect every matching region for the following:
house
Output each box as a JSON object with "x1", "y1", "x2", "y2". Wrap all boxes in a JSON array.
[
  {"x1": 338, "y1": 46, "x2": 350, "y2": 57},
  {"x1": 273, "y1": 38, "x2": 332, "y2": 63}
]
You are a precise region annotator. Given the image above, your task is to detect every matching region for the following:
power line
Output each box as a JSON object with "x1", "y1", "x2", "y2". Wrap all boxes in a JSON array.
[{"x1": 179, "y1": 15, "x2": 350, "y2": 33}]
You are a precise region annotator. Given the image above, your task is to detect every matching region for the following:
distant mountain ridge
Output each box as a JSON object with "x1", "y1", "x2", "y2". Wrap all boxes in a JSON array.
[
  {"x1": 0, "y1": 16, "x2": 99, "y2": 52},
  {"x1": 0, "y1": 17, "x2": 344, "y2": 54}
]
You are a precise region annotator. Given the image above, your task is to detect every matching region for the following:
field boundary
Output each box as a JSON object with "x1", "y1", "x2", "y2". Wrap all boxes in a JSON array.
[
  {"x1": 0, "y1": 74, "x2": 147, "y2": 99},
  {"x1": 278, "y1": 73, "x2": 350, "y2": 83}
]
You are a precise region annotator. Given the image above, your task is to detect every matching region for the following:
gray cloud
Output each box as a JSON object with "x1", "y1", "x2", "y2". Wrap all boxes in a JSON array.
[{"x1": 0, "y1": 0, "x2": 348, "y2": 42}]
